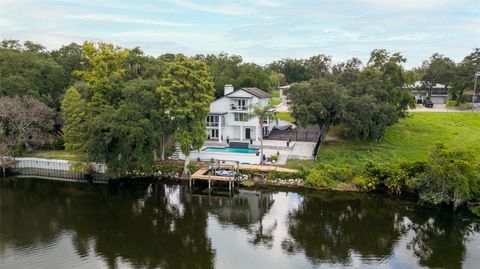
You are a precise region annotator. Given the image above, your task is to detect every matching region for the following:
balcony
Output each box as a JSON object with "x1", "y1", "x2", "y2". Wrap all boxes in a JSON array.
[
  {"x1": 205, "y1": 121, "x2": 225, "y2": 127},
  {"x1": 230, "y1": 104, "x2": 248, "y2": 112}
]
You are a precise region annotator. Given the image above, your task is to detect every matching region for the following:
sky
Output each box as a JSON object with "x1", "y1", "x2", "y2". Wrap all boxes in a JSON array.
[{"x1": 1, "y1": 0, "x2": 479, "y2": 67}]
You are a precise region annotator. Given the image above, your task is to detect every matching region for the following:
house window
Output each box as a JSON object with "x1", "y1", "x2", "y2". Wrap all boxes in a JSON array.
[
  {"x1": 231, "y1": 99, "x2": 247, "y2": 110},
  {"x1": 432, "y1": 88, "x2": 448, "y2": 95},
  {"x1": 234, "y1": 113, "x2": 248, "y2": 122},
  {"x1": 206, "y1": 115, "x2": 219, "y2": 126}
]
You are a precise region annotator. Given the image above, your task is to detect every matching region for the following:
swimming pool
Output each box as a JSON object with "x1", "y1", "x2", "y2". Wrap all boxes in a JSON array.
[{"x1": 203, "y1": 147, "x2": 258, "y2": 154}]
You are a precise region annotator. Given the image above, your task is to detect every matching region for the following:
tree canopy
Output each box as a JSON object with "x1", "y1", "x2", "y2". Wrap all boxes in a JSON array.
[{"x1": 157, "y1": 55, "x2": 215, "y2": 175}]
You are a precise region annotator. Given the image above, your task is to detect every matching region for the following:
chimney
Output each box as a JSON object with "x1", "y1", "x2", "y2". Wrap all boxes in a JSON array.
[{"x1": 224, "y1": 84, "x2": 234, "y2": 96}]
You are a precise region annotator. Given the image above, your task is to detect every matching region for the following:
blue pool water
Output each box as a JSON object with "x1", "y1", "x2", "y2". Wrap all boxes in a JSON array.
[{"x1": 203, "y1": 147, "x2": 258, "y2": 154}]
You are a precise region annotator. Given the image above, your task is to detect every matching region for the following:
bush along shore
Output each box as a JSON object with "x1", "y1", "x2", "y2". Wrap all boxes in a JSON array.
[
  {"x1": 293, "y1": 143, "x2": 480, "y2": 216},
  {"x1": 65, "y1": 142, "x2": 480, "y2": 217},
  {"x1": 151, "y1": 144, "x2": 480, "y2": 216}
]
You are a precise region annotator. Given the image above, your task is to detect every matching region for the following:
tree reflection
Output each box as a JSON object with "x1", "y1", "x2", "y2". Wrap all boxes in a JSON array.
[
  {"x1": 406, "y1": 209, "x2": 480, "y2": 269},
  {"x1": 0, "y1": 180, "x2": 214, "y2": 269},
  {"x1": 282, "y1": 192, "x2": 405, "y2": 265},
  {"x1": 191, "y1": 189, "x2": 276, "y2": 249},
  {"x1": 2, "y1": 179, "x2": 479, "y2": 269},
  {"x1": 283, "y1": 191, "x2": 479, "y2": 268}
]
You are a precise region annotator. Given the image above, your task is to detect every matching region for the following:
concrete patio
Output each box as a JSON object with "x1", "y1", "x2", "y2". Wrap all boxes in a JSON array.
[{"x1": 201, "y1": 139, "x2": 315, "y2": 165}]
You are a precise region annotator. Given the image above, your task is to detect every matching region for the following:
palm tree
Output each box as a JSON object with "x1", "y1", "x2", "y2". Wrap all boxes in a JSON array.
[{"x1": 248, "y1": 103, "x2": 276, "y2": 165}]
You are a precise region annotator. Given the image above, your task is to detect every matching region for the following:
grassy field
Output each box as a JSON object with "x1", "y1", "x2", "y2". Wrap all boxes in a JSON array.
[
  {"x1": 286, "y1": 112, "x2": 480, "y2": 169},
  {"x1": 22, "y1": 150, "x2": 87, "y2": 162},
  {"x1": 270, "y1": 97, "x2": 281, "y2": 106},
  {"x1": 447, "y1": 100, "x2": 473, "y2": 109},
  {"x1": 276, "y1": 112, "x2": 294, "y2": 122}
]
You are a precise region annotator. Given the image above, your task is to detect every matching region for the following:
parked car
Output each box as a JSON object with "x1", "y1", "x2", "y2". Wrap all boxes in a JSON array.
[{"x1": 423, "y1": 100, "x2": 434, "y2": 108}]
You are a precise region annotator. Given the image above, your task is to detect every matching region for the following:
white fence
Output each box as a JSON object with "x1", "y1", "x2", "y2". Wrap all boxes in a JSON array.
[{"x1": 14, "y1": 157, "x2": 107, "y2": 173}]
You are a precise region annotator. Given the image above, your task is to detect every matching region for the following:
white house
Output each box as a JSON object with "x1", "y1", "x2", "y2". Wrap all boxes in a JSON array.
[
  {"x1": 205, "y1": 84, "x2": 274, "y2": 142},
  {"x1": 408, "y1": 81, "x2": 451, "y2": 104}
]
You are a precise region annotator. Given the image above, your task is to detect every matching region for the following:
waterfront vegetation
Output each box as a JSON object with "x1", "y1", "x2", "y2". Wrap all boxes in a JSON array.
[
  {"x1": 286, "y1": 112, "x2": 480, "y2": 212},
  {"x1": 1, "y1": 39, "x2": 479, "y2": 213}
]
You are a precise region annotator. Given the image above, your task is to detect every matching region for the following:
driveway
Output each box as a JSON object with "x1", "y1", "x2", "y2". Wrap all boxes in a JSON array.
[{"x1": 408, "y1": 104, "x2": 478, "y2": 112}]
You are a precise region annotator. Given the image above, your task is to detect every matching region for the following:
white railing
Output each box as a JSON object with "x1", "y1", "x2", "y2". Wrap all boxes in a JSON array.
[{"x1": 14, "y1": 157, "x2": 106, "y2": 173}]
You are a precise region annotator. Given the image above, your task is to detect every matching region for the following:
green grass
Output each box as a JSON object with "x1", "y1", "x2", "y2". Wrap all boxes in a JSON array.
[
  {"x1": 272, "y1": 90, "x2": 280, "y2": 97},
  {"x1": 276, "y1": 112, "x2": 295, "y2": 123},
  {"x1": 270, "y1": 97, "x2": 281, "y2": 106},
  {"x1": 447, "y1": 100, "x2": 473, "y2": 109},
  {"x1": 286, "y1": 112, "x2": 480, "y2": 169},
  {"x1": 22, "y1": 150, "x2": 87, "y2": 162}
]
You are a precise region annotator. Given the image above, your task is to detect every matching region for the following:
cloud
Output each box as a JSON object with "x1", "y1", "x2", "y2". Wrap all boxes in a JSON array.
[
  {"x1": 163, "y1": 0, "x2": 254, "y2": 16},
  {"x1": 63, "y1": 14, "x2": 192, "y2": 27},
  {"x1": 350, "y1": 0, "x2": 462, "y2": 10}
]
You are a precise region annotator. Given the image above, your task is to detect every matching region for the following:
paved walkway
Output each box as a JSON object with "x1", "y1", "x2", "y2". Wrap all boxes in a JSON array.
[{"x1": 275, "y1": 100, "x2": 290, "y2": 112}]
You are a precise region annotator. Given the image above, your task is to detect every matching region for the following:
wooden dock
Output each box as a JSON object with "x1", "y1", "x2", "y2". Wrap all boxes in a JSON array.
[
  {"x1": 189, "y1": 163, "x2": 299, "y2": 191},
  {"x1": 191, "y1": 164, "x2": 298, "y2": 181},
  {"x1": 191, "y1": 166, "x2": 231, "y2": 182}
]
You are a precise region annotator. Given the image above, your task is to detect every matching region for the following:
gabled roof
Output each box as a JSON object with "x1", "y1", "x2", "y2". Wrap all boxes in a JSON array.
[{"x1": 227, "y1": 87, "x2": 271, "y2": 98}]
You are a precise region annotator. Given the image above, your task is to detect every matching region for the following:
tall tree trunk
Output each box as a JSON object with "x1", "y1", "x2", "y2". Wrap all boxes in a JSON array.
[
  {"x1": 456, "y1": 89, "x2": 464, "y2": 106},
  {"x1": 259, "y1": 119, "x2": 264, "y2": 165},
  {"x1": 160, "y1": 135, "x2": 165, "y2": 161},
  {"x1": 183, "y1": 154, "x2": 190, "y2": 178}
]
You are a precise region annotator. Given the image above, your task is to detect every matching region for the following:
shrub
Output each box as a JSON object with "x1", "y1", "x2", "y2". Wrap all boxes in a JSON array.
[
  {"x1": 363, "y1": 161, "x2": 411, "y2": 194},
  {"x1": 298, "y1": 167, "x2": 310, "y2": 179},
  {"x1": 267, "y1": 171, "x2": 299, "y2": 180},
  {"x1": 410, "y1": 143, "x2": 480, "y2": 209},
  {"x1": 154, "y1": 163, "x2": 184, "y2": 174},
  {"x1": 399, "y1": 161, "x2": 427, "y2": 178},
  {"x1": 353, "y1": 175, "x2": 378, "y2": 191},
  {"x1": 306, "y1": 169, "x2": 336, "y2": 187},
  {"x1": 305, "y1": 164, "x2": 355, "y2": 187}
]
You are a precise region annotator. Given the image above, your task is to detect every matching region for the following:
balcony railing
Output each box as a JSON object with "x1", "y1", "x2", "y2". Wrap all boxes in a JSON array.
[
  {"x1": 205, "y1": 121, "x2": 225, "y2": 127},
  {"x1": 230, "y1": 105, "x2": 248, "y2": 111}
]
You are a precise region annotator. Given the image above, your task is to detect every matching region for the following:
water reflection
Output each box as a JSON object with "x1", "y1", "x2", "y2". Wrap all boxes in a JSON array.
[
  {"x1": 282, "y1": 191, "x2": 480, "y2": 269},
  {"x1": 0, "y1": 179, "x2": 478, "y2": 269},
  {"x1": 0, "y1": 180, "x2": 214, "y2": 269}
]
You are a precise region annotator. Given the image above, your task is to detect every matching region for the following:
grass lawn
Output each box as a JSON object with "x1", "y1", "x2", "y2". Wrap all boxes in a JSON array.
[
  {"x1": 447, "y1": 100, "x2": 473, "y2": 109},
  {"x1": 276, "y1": 112, "x2": 295, "y2": 123},
  {"x1": 272, "y1": 89, "x2": 280, "y2": 97},
  {"x1": 22, "y1": 150, "x2": 87, "y2": 162},
  {"x1": 270, "y1": 97, "x2": 281, "y2": 106},
  {"x1": 286, "y1": 112, "x2": 480, "y2": 169}
]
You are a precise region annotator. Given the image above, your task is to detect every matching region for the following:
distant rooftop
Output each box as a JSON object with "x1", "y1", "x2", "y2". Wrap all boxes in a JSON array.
[{"x1": 407, "y1": 81, "x2": 449, "y2": 89}]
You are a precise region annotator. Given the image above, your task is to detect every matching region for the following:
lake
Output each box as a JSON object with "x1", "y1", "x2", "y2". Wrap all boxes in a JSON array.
[{"x1": 0, "y1": 178, "x2": 479, "y2": 269}]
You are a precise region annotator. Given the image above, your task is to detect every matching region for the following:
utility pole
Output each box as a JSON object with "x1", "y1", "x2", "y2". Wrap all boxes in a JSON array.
[{"x1": 473, "y1": 72, "x2": 480, "y2": 112}]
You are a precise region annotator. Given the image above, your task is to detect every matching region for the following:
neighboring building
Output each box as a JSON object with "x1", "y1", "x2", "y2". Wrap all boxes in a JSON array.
[
  {"x1": 205, "y1": 84, "x2": 274, "y2": 142},
  {"x1": 278, "y1": 85, "x2": 290, "y2": 101},
  {"x1": 408, "y1": 81, "x2": 451, "y2": 104}
]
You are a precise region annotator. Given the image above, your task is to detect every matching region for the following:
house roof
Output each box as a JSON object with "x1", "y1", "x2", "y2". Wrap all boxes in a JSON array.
[
  {"x1": 407, "y1": 81, "x2": 450, "y2": 89},
  {"x1": 229, "y1": 87, "x2": 271, "y2": 98}
]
